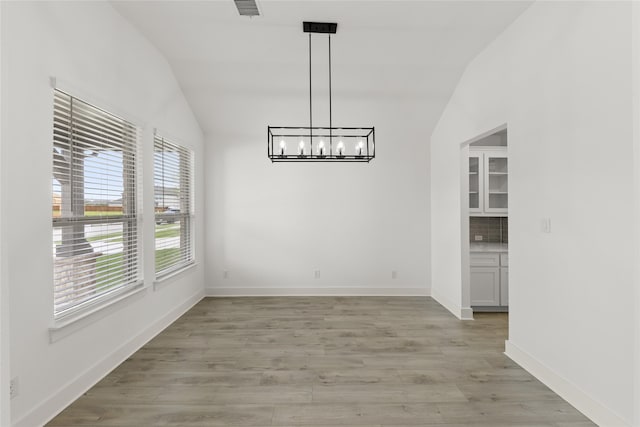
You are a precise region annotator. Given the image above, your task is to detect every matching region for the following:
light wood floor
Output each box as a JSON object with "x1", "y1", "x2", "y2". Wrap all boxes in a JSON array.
[{"x1": 49, "y1": 297, "x2": 594, "y2": 426}]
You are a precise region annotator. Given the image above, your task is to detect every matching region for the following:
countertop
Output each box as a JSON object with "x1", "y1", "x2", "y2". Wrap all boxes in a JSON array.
[{"x1": 470, "y1": 242, "x2": 508, "y2": 253}]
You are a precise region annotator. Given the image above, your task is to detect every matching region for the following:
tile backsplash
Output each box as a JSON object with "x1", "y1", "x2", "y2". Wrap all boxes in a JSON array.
[{"x1": 470, "y1": 217, "x2": 508, "y2": 243}]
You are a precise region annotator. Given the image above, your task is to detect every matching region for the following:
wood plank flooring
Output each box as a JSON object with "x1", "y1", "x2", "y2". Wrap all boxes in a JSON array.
[{"x1": 48, "y1": 297, "x2": 594, "y2": 426}]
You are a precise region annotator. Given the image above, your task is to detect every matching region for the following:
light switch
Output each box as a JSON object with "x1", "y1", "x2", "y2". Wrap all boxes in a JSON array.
[{"x1": 541, "y1": 218, "x2": 551, "y2": 233}]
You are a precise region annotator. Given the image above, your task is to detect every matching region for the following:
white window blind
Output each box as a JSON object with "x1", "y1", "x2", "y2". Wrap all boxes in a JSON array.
[
  {"x1": 154, "y1": 135, "x2": 194, "y2": 277},
  {"x1": 52, "y1": 90, "x2": 140, "y2": 319}
]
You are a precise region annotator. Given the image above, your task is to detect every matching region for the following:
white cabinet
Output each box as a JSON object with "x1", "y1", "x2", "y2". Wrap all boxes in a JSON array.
[
  {"x1": 468, "y1": 153, "x2": 482, "y2": 213},
  {"x1": 485, "y1": 152, "x2": 508, "y2": 214},
  {"x1": 468, "y1": 148, "x2": 508, "y2": 216},
  {"x1": 470, "y1": 267, "x2": 500, "y2": 306},
  {"x1": 500, "y1": 267, "x2": 509, "y2": 306},
  {"x1": 500, "y1": 253, "x2": 508, "y2": 267},
  {"x1": 469, "y1": 252, "x2": 500, "y2": 267},
  {"x1": 470, "y1": 251, "x2": 508, "y2": 310}
]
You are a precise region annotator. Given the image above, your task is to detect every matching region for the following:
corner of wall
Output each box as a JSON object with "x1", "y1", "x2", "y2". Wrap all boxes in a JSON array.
[
  {"x1": 430, "y1": 289, "x2": 463, "y2": 320},
  {"x1": 632, "y1": 1, "x2": 640, "y2": 425},
  {"x1": 505, "y1": 341, "x2": 631, "y2": 427},
  {"x1": 14, "y1": 290, "x2": 204, "y2": 427},
  {"x1": 0, "y1": 2, "x2": 11, "y2": 423}
]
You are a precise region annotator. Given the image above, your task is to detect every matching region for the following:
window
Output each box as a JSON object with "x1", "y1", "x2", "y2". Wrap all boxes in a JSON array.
[
  {"x1": 52, "y1": 90, "x2": 140, "y2": 319},
  {"x1": 154, "y1": 135, "x2": 194, "y2": 277}
]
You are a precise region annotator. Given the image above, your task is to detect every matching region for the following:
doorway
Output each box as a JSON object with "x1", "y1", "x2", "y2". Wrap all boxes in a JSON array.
[{"x1": 460, "y1": 124, "x2": 508, "y2": 319}]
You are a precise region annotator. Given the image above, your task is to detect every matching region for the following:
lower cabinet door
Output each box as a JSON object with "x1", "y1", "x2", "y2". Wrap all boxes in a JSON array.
[
  {"x1": 470, "y1": 267, "x2": 500, "y2": 306},
  {"x1": 500, "y1": 267, "x2": 509, "y2": 306}
]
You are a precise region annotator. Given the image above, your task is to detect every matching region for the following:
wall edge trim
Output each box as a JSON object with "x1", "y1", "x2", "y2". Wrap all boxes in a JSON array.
[
  {"x1": 204, "y1": 287, "x2": 429, "y2": 297},
  {"x1": 460, "y1": 306, "x2": 474, "y2": 320},
  {"x1": 14, "y1": 290, "x2": 205, "y2": 427},
  {"x1": 505, "y1": 340, "x2": 631, "y2": 427},
  {"x1": 430, "y1": 289, "x2": 464, "y2": 320}
]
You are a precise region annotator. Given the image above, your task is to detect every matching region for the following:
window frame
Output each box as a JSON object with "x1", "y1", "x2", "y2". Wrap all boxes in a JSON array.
[
  {"x1": 51, "y1": 89, "x2": 142, "y2": 321},
  {"x1": 153, "y1": 134, "x2": 195, "y2": 279}
]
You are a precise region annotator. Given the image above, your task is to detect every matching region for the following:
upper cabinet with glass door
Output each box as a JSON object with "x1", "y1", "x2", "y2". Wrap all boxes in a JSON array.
[
  {"x1": 469, "y1": 148, "x2": 508, "y2": 216},
  {"x1": 485, "y1": 152, "x2": 508, "y2": 214},
  {"x1": 468, "y1": 153, "x2": 483, "y2": 214}
]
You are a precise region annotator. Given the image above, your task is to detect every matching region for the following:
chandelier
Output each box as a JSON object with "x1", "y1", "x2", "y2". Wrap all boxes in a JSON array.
[{"x1": 267, "y1": 22, "x2": 375, "y2": 163}]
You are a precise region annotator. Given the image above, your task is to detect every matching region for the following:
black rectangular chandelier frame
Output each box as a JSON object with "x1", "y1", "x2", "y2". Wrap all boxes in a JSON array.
[
  {"x1": 268, "y1": 126, "x2": 375, "y2": 162},
  {"x1": 267, "y1": 22, "x2": 376, "y2": 163}
]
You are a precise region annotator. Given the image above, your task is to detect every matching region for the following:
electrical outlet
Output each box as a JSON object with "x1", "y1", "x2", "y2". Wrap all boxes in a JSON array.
[
  {"x1": 314, "y1": 270, "x2": 321, "y2": 279},
  {"x1": 474, "y1": 235, "x2": 483, "y2": 241},
  {"x1": 223, "y1": 270, "x2": 229, "y2": 279},
  {"x1": 9, "y1": 377, "x2": 18, "y2": 399},
  {"x1": 541, "y1": 218, "x2": 551, "y2": 233},
  {"x1": 391, "y1": 270, "x2": 397, "y2": 279}
]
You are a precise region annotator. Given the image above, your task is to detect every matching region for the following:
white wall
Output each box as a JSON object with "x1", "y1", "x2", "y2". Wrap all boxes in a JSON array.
[
  {"x1": 205, "y1": 98, "x2": 430, "y2": 296},
  {"x1": 1, "y1": 2, "x2": 205, "y2": 425},
  {"x1": 0, "y1": 2, "x2": 10, "y2": 424},
  {"x1": 431, "y1": 2, "x2": 636, "y2": 426},
  {"x1": 633, "y1": 2, "x2": 640, "y2": 425}
]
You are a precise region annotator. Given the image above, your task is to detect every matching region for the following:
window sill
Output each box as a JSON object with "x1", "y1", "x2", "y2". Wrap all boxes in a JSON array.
[
  {"x1": 154, "y1": 262, "x2": 198, "y2": 291},
  {"x1": 49, "y1": 283, "x2": 147, "y2": 343}
]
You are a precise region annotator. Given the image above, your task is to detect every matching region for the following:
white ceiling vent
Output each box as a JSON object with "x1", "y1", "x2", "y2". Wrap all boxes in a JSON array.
[{"x1": 234, "y1": 0, "x2": 260, "y2": 17}]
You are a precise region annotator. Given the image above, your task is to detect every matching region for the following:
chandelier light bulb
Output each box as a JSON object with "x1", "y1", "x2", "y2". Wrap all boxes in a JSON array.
[
  {"x1": 337, "y1": 140, "x2": 345, "y2": 156},
  {"x1": 298, "y1": 140, "x2": 305, "y2": 156},
  {"x1": 279, "y1": 140, "x2": 287, "y2": 156},
  {"x1": 356, "y1": 140, "x2": 364, "y2": 156},
  {"x1": 317, "y1": 140, "x2": 326, "y2": 156}
]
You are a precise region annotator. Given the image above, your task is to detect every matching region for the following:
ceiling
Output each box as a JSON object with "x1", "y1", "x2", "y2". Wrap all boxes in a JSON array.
[{"x1": 111, "y1": 1, "x2": 532, "y2": 138}]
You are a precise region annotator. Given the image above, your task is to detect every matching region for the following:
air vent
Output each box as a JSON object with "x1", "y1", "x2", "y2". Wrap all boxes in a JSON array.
[{"x1": 234, "y1": 0, "x2": 260, "y2": 16}]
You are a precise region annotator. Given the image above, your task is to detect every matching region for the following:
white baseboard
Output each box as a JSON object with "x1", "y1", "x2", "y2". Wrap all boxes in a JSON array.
[
  {"x1": 430, "y1": 289, "x2": 466, "y2": 320},
  {"x1": 505, "y1": 340, "x2": 631, "y2": 427},
  {"x1": 205, "y1": 287, "x2": 429, "y2": 297},
  {"x1": 15, "y1": 290, "x2": 205, "y2": 427},
  {"x1": 460, "y1": 306, "x2": 474, "y2": 320}
]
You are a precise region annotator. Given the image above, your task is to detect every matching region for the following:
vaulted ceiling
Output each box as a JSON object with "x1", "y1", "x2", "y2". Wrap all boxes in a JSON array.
[{"x1": 112, "y1": 1, "x2": 532, "y2": 139}]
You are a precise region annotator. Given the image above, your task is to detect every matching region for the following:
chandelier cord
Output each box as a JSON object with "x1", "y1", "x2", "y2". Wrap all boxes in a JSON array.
[
  {"x1": 309, "y1": 33, "x2": 312, "y2": 148},
  {"x1": 329, "y1": 33, "x2": 332, "y2": 155}
]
